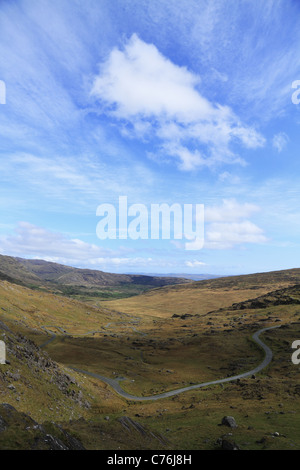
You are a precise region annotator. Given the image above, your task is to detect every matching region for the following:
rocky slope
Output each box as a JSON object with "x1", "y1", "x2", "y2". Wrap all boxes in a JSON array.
[{"x1": 0, "y1": 403, "x2": 85, "y2": 450}]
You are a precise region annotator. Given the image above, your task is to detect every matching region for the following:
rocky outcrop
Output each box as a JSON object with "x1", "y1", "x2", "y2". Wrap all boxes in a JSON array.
[
  {"x1": 0, "y1": 321, "x2": 91, "y2": 409},
  {"x1": 231, "y1": 285, "x2": 300, "y2": 310},
  {"x1": 0, "y1": 403, "x2": 85, "y2": 450},
  {"x1": 118, "y1": 416, "x2": 168, "y2": 447}
]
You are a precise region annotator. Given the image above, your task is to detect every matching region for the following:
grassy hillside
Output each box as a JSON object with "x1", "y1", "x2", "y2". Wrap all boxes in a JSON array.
[
  {"x1": 0, "y1": 279, "x2": 128, "y2": 334},
  {"x1": 104, "y1": 268, "x2": 300, "y2": 318}
]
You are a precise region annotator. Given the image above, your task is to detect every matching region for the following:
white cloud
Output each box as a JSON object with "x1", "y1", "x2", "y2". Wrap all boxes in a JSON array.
[
  {"x1": 205, "y1": 199, "x2": 260, "y2": 223},
  {"x1": 91, "y1": 34, "x2": 265, "y2": 171},
  {"x1": 0, "y1": 222, "x2": 179, "y2": 271},
  {"x1": 185, "y1": 260, "x2": 207, "y2": 268},
  {"x1": 206, "y1": 221, "x2": 267, "y2": 250},
  {"x1": 0, "y1": 222, "x2": 111, "y2": 263},
  {"x1": 92, "y1": 33, "x2": 212, "y2": 121},
  {"x1": 203, "y1": 199, "x2": 267, "y2": 249},
  {"x1": 162, "y1": 144, "x2": 206, "y2": 171},
  {"x1": 272, "y1": 132, "x2": 289, "y2": 153}
]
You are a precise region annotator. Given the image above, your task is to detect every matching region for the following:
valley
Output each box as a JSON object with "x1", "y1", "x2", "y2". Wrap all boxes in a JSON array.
[{"x1": 0, "y1": 259, "x2": 300, "y2": 450}]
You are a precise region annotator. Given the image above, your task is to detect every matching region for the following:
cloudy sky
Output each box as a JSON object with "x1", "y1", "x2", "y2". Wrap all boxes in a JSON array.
[{"x1": 0, "y1": 0, "x2": 300, "y2": 275}]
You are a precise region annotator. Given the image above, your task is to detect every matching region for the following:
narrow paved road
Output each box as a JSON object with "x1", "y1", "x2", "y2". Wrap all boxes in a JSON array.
[{"x1": 62, "y1": 324, "x2": 282, "y2": 402}]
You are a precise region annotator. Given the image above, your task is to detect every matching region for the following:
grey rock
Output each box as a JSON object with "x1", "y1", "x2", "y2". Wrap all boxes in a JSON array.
[
  {"x1": 35, "y1": 434, "x2": 69, "y2": 450},
  {"x1": 221, "y1": 416, "x2": 238, "y2": 428},
  {"x1": 5, "y1": 371, "x2": 20, "y2": 381},
  {"x1": 222, "y1": 439, "x2": 240, "y2": 450}
]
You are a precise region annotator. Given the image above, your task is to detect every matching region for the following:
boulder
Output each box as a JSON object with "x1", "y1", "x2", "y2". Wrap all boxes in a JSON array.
[
  {"x1": 221, "y1": 416, "x2": 238, "y2": 428},
  {"x1": 222, "y1": 439, "x2": 240, "y2": 450}
]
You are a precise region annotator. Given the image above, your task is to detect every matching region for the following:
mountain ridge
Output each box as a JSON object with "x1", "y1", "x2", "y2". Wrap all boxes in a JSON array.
[{"x1": 0, "y1": 254, "x2": 191, "y2": 292}]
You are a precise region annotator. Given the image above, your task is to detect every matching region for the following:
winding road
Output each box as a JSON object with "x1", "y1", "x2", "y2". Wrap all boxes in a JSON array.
[{"x1": 40, "y1": 323, "x2": 283, "y2": 401}]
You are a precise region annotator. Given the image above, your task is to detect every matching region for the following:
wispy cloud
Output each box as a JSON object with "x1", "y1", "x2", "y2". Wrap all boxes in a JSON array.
[
  {"x1": 0, "y1": 151, "x2": 157, "y2": 214},
  {"x1": 272, "y1": 132, "x2": 289, "y2": 153},
  {"x1": 218, "y1": 171, "x2": 241, "y2": 185}
]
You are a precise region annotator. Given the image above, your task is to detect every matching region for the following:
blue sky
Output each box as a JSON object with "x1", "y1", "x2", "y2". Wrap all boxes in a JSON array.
[{"x1": 0, "y1": 0, "x2": 300, "y2": 275}]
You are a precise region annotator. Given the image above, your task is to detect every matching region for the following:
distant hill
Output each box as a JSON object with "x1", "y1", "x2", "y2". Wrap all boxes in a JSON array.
[
  {"x1": 144, "y1": 267, "x2": 300, "y2": 293},
  {"x1": 130, "y1": 273, "x2": 222, "y2": 281},
  {"x1": 183, "y1": 268, "x2": 300, "y2": 291},
  {"x1": 105, "y1": 267, "x2": 300, "y2": 318},
  {"x1": 0, "y1": 254, "x2": 191, "y2": 293}
]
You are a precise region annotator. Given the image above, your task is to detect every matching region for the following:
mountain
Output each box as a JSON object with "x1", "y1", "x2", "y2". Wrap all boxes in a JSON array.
[{"x1": 0, "y1": 254, "x2": 191, "y2": 296}]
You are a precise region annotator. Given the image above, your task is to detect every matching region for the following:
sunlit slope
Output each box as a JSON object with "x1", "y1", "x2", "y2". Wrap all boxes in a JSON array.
[
  {"x1": 0, "y1": 280, "x2": 122, "y2": 334},
  {"x1": 104, "y1": 268, "x2": 300, "y2": 318}
]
